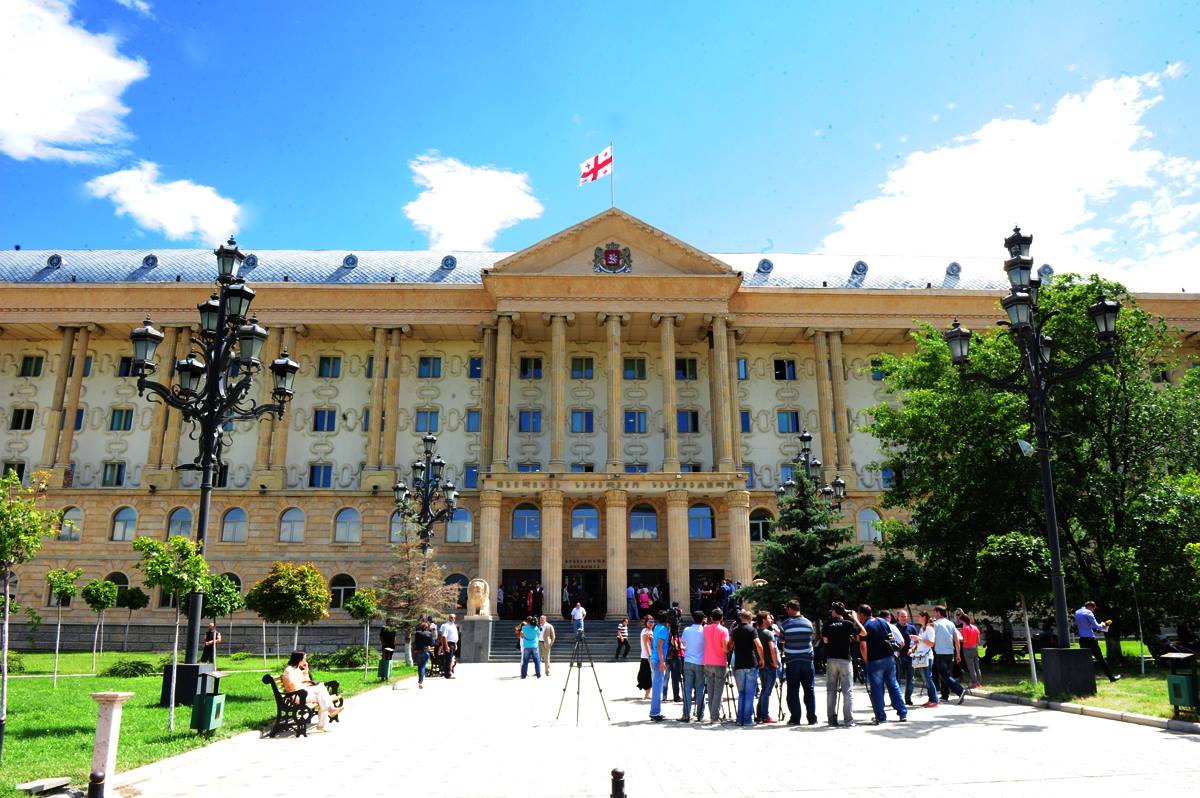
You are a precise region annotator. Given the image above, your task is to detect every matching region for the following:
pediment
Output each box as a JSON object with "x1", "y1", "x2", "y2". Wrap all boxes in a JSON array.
[{"x1": 488, "y1": 208, "x2": 733, "y2": 277}]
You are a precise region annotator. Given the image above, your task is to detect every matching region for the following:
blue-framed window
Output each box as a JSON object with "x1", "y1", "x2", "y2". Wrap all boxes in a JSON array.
[
  {"x1": 313, "y1": 407, "x2": 337, "y2": 433},
  {"x1": 517, "y1": 462, "x2": 542, "y2": 473},
  {"x1": 881, "y1": 467, "x2": 896, "y2": 489},
  {"x1": 777, "y1": 410, "x2": 801, "y2": 434},
  {"x1": 624, "y1": 463, "x2": 649, "y2": 473},
  {"x1": 415, "y1": 409, "x2": 439, "y2": 433},
  {"x1": 774, "y1": 359, "x2": 797, "y2": 381},
  {"x1": 737, "y1": 358, "x2": 748, "y2": 380},
  {"x1": 570, "y1": 409, "x2": 593, "y2": 433},
  {"x1": 519, "y1": 357, "x2": 543, "y2": 379},
  {"x1": 781, "y1": 463, "x2": 795, "y2": 482},
  {"x1": 318, "y1": 356, "x2": 341, "y2": 378},
  {"x1": 466, "y1": 409, "x2": 481, "y2": 433},
  {"x1": 570, "y1": 505, "x2": 600, "y2": 539},
  {"x1": 871, "y1": 359, "x2": 884, "y2": 381},
  {"x1": 468, "y1": 357, "x2": 482, "y2": 378},
  {"x1": 571, "y1": 357, "x2": 594, "y2": 380},
  {"x1": 624, "y1": 410, "x2": 647, "y2": 434},
  {"x1": 102, "y1": 462, "x2": 126, "y2": 487},
  {"x1": 675, "y1": 358, "x2": 698, "y2": 380},
  {"x1": 117, "y1": 357, "x2": 133, "y2": 377},
  {"x1": 518, "y1": 409, "x2": 541, "y2": 433},
  {"x1": 680, "y1": 462, "x2": 702, "y2": 472},
  {"x1": 740, "y1": 410, "x2": 751, "y2": 434},
  {"x1": 109, "y1": 407, "x2": 133, "y2": 432},
  {"x1": 677, "y1": 410, "x2": 700, "y2": 434},
  {"x1": 512, "y1": 504, "x2": 541, "y2": 539},
  {"x1": 463, "y1": 464, "x2": 479, "y2": 489},
  {"x1": 688, "y1": 505, "x2": 715, "y2": 539},
  {"x1": 570, "y1": 462, "x2": 594, "y2": 473},
  {"x1": 741, "y1": 465, "x2": 755, "y2": 488},
  {"x1": 366, "y1": 355, "x2": 389, "y2": 379},
  {"x1": 309, "y1": 463, "x2": 333, "y2": 488},
  {"x1": 622, "y1": 357, "x2": 646, "y2": 380},
  {"x1": 418, "y1": 356, "x2": 442, "y2": 379}
]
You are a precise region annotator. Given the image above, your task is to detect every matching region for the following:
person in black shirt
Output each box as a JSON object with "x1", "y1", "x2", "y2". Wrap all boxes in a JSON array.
[
  {"x1": 412, "y1": 621, "x2": 436, "y2": 688},
  {"x1": 859, "y1": 604, "x2": 907, "y2": 724},
  {"x1": 821, "y1": 603, "x2": 863, "y2": 726},
  {"x1": 894, "y1": 609, "x2": 918, "y2": 705},
  {"x1": 200, "y1": 622, "x2": 220, "y2": 663},
  {"x1": 730, "y1": 610, "x2": 764, "y2": 726},
  {"x1": 755, "y1": 611, "x2": 780, "y2": 723},
  {"x1": 380, "y1": 625, "x2": 397, "y2": 661}
]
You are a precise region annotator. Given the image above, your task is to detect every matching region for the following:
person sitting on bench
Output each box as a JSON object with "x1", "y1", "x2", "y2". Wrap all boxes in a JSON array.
[{"x1": 282, "y1": 651, "x2": 339, "y2": 731}]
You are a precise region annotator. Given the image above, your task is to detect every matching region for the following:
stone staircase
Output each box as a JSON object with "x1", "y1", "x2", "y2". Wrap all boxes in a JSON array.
[{"x1": 489, "y1": 618, "x2": 627, "y2": 662}]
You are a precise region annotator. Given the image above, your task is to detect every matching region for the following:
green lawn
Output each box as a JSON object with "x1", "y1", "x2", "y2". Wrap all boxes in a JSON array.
[
  {"x1": 1, "y1": 654, "x2": 414, "y2": 798},
  {"x1": 977, "y1": 656, "x2": 1173, "y2": 718},
  {"x1": 12, "y1": 649, "x2": 294, "y2": 676}
]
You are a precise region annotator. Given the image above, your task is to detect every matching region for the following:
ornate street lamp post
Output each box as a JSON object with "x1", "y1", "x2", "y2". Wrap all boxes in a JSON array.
[
  {"x1": 130, "y1": 238, "x2": 299, "y2": 666},
  {"x1": 393, "y1": 433, "x2": 459, "y2": 569},
  {"x1": 775, "y1": 428, "x2": 846, "y2": 511},
  {"x1": 943, "y1": 226, "x2": 1120, "y2": 694}
]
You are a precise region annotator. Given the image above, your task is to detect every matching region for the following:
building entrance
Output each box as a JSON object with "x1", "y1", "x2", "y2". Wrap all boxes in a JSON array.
[
  {"x1": 562, "y1": 569, "x2": 606, "y2": 619},
  {"x1": 690, "y1": 569, "x2": 726, "y2": 614},
  {"x1": 627, "y1": 569, "x2": 668, "y2": 618},
  {"x1": 499, "y1": 569, "x2": 541, "y2": 620}
]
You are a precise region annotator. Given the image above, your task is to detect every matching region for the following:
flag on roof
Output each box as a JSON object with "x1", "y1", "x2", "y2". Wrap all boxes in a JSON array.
[{"x1": 579, "y1": 146, "x2": 613, "y2": 185}]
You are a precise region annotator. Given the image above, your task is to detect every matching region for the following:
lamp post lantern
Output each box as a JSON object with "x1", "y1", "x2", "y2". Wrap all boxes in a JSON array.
[
  {"x1": 775, "y1": 428, "x2": 845, "y2": 511},
  {"x1": 130, "y1": 238, "x2": 298, "y2": 667},
  {"x1": 393, "y1": 433, "x2": 458, "y2": 568}
]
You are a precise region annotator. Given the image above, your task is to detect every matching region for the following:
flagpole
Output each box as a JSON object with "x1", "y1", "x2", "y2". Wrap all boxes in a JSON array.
[{"x1": 609, "y1": 142, "x2": 615, "y2": 209}]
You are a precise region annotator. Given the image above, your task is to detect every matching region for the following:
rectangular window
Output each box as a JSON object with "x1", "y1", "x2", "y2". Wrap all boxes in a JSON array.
[
  {"x1": 9, "y1": 408, "x2": 34, "y2": 431},
  {"x1": 67, "y1": 355, "x2": 93, "y2": 377},
  {"x1": 362, "y1": 408, "x2": 370, "y2": 432},
  {"x1": 308, "y1": 463, "x2": 333, "y2": 488},
  {"x1": 781, "y1": 464, "x2": 795, "y2": 482},
  {"x1": 777, "y1": 410, "x2": 801, "y2": 434},
  {"x1": 318, "y1": 356, "x2": 341, "y2": 378},
  {"x1": 774, "y1": 359, "x2": 797, "y2": 381},
  {"x1": 215, "y1": 463, "x2": 229, "y2": 488},
  {"x1": 871, "y1": 359, "x2": 884, "y2": 381},
  {"x1": 74, "y1": 407, "x2": 84, "y2": 431},
  {"x1": 516, "y1": 462, "x2": 542, "y2": 473},
  {"x1": 881, "y1": 467, "x2": 896, "y2": 489},
  {"x1": 19, "y1": 356, "x2": 43, "y2": 378},
  {"x1": 570, "y1": 462, "x2": 594, "y2": 473},
  {"x1": 109, "y1": 408, "x2": 133, "y2": 432},
  {"x1": 624, "y1": 410, "x2": 647, "y2": 434},
  {"x1": 365, "y1": 355, "x2": 373, "y2": 379},
  {"x1": 312, "y1": 408, "x2": 337, "y2": 433},
  {"x1": 466, "y1": 409, "x2": 481, "y2": 433},
  {"x1": 468, "y1": 357, "x2": 482, "y2": 378},
  {"x1": 570, "y1": 409, "x2": 594, "y2": 433},
  {"x1": 418, "y1": 356, "x2": 442, "y2": 379},
  {"x1": 675, "y1": 357, "x2": 698, "y2": 380},
  {"x1": 737, "y1": 357, "x2": 748, "y2": 380},
  {"x1": 624, "y1": 463, "x2": 649, "y2": 473},
  {"x1": 740, "y1": 409, "x2": 751, "y2": 434},
  {"x1": 2, "y1": 462, "x2": 25, "y2": 482},
  {"x1": 117, "y1": 356, "x2": 134, "y2": 377},
  {"x1": 677, "y1": 409, "x2": 700, "y2": 434},
  {"x1": 463, "y1": 464, "x2": 479, "y2": 489},
  {"x1": 680, "y1": 462, "x2": 702, "y2": 473},
  {"x1": 519, "y1": 357, "x2": 543, "y2": 379},
  {"x1": 158, "y1": 590, "x2": 176, "y2": 609},
  {"x1": 415, "y1": 409, "x2": 439, "y2": 433},
  {"x1": 518, "y1": 409, "x2": 542, "y2": 433},
  {"x1": 570, "y1": 356, "x2": 594, "y2": 380},
  {"x1": 741, "y1": 464, "x2": 755, "y2": 489},
  {"x1": 101, "y1": 462, "x2": 126, "y2": 487},
  {"x1": 622, "y1": 357, "x2": 646, "y2": 380}
]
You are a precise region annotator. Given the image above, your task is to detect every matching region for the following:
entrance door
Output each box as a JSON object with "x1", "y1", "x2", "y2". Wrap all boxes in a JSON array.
[
  {"x1": 500, "y1": 569, "x2": 541, "y2": 620},
  {"x1": 561, "y1": 570, "x2": 606, "y2": 619},
  {"x1": 690, "y1": 569, "x2": 725, "y2": 614},
  {"x1": 627, "y1": 569, "x2": 668, "y2": 618}
]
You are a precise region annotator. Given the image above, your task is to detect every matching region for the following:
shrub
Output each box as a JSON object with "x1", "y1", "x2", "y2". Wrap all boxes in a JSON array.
[
  {"x1": 6, "y1": 651, "x2": 25, "y2": 673},
  {"x1": 101, "y1": 659, "x2": 156, "y2": 678},
  {"x1": 307, "y1": 646, "x2": 378, "y2": 671},
  {"x1": 155, "y1": 652, "x2": 185, "y2": 670}
]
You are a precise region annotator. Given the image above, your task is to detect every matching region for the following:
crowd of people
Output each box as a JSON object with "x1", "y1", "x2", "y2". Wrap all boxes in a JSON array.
[{"x1": 392, "y1": 613, "x2": 460, "y2": 688}]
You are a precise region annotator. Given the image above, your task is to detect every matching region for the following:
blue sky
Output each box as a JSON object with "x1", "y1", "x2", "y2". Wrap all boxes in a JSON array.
[{"x1": 2, "y1": 1, "x2": 1199, "y2": 289}]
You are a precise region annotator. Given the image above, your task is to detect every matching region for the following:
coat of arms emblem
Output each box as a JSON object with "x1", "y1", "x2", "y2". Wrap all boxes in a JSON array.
[{"x1": 593, "y1": 242, "x2": 633, "y2": 274}]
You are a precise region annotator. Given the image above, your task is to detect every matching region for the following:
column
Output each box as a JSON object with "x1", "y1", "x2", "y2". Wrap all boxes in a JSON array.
[
  {"x1": 813, "y1": 331, "x2": 836, "y2": 482},
  {"x1": 666, "y1": 490, "x2": 690, "y2": 609},
  {"x1": 268, "y1": 326, "x2": 300, "y2": 478},
  {"x1": 540, "y1": 490, "x2": 564, "y2": 616},
  {"x1": 39, "y1": 326, "x2": 76, "y2": 469},
  {"x1": 726, "y1": 490, "x2": 753, "y2": 585},
  {"x1": 479, "y1": 325, "x2": 497, "y2": 473},
  {"x1": 54, "y1": 324, "x2": 91, "y2": 471},
  {"x1": 710, "y1": 315, "x2": 735, "y2": 471},
  {"x1": 652, "y1": 314, "x2": 682, "y2": 472},
  {"x1": 600, "y1": 313, "x2": 627, "y2": 473},
  {"x1": 727, "y1": 327, "x2": 744, "y2": 470},
  {"x1": 477, "y1": 490, "x2": 502, "y2": 613},
  {"x1": 142, "y1": 326, "x2": 183, "y2": 490},
  {"x1": 364, "y1": 327, "x2": 387, "y2": 469},
  {"x1": 828, "y1": 330, "x2": 855, "y2": 488},
  {"x1": 544, "y1": 314, "x2": 572, "y2": 472},
  {"x1": 491, "y1": 313, "x2": 517, "y2": 472},
  {"x1": 251, "y1": 327, "x2": 280, "y2": 472},
  {"x1": 380, "y1": 326, "x2": 408, "y2": 468},
  {"x1": 604, "y1": 489, "x2": 628, "y2": 618},
  {"x1": 159, "y1": 328, "x2": 192, "y2": 476}
]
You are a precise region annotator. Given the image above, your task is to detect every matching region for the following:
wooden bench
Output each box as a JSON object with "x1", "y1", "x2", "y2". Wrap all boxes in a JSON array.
[{"x1": 261, "y1": 674, "x2": 344, "y2": 738}]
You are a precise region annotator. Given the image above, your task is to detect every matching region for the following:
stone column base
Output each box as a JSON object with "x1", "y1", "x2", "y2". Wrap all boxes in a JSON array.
[
  {"x1": 359, "y1": 468, "x2": 397, "y2": 492},
  {"x1": 250, "y1": 468, "x2": 287, "y2": 491},
  {"x1": 141, "y1": 467, "x2": 178, "y2": 492},
  {"x1": 41, "y1": 465, "x2": 71, "y2": 489},
  {"x1": 459, "y1": 617, "x2": 493, "y2": 663}
]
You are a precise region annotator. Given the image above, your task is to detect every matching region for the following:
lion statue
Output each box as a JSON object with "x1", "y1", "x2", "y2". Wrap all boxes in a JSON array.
[{"x1": 466, "y1": 578, "x2": 490, "y2": 617}]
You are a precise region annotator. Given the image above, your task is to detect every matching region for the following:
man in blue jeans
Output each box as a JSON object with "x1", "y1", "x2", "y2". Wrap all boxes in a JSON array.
[
  {"x1": 730, "y1": 610, "x2": 764, "y2": 726},
  {"x1": 626, "y1": 584, "x2": 638, "y2": 622},
  {"x1": 517, "y1": 616, "x2": 541, "y2": 678},
  {"x1": 679, "y1": 610, "x2": 707, "y2": 722},
  {"x1": 932, "y1": 605, "x2": 966, "y2": 704},
  {"x1": 780, "y1": 599, "x2": 818, "y2": 725},
  {"x1": 648, "y1": 611, "x2": 670, "y2": 722},
  {"x1": 858, "y1": 604, "x2": 907, "y2": 724}
]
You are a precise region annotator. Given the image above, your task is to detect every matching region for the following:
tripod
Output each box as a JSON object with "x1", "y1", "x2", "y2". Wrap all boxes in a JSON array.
[
  {"x1": 719, "y1": 665, "x2": 736, "y2": 722},
  {"x1": 555, "y1": 630, "x2": 611, "y2": 725}
]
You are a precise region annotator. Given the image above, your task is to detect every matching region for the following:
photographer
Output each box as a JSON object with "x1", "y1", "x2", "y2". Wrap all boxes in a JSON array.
[{"x1": 821, "y1": 602, "x2": 864, "y2": 727}]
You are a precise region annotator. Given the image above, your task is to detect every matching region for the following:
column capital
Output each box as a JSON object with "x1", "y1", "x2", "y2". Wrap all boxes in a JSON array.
[
  {"x1": 650, "y1": 313, "x2": 685, "y2": 328},
  {"x1": 541, "y1": 489, "x2": 565, "y2": 507},
  {"x1": 666, "y1": 489, "x2": 690, "y2": 507},
  {"x1": 702, "y1": 313, "x2": 736, "y2": 326},
  {"x1": 366, "y1": 324, "x2": 411, "y2": 335},
  {"x1": 604, "y1": 488, "x2": 628, "y2": 507},
  {"x1": 805, "y1": 327, "x2": 848, "y2": 338},
  {"x1": 479, "y1": 489, "x2": 503, "y2": 508},
  {"x1": 596, "y1": 312, "x2": 630, "y2": 326},
  {"x1": 728, "y1": 326, "x2": 747, "y2": 343},
  {"x1": 541, "y1": 312, "x2": 576, "y2": 325},
  {"x1": 493, "y1": 311, "x2": 521, "y2": 323},
  {"x1": 725, "y1": 489, "x2": 751, "y2": 508}
]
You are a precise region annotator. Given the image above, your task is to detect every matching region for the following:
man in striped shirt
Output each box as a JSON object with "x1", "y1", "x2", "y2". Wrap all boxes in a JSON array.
[{"x1": 780, "y1": 599, "x2": 818, "y2": 725}]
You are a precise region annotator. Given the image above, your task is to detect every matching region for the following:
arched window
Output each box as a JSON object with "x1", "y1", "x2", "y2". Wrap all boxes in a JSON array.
[
  {"x1": 279, "y1": 508, "x2": 305, "y2": 543},
  {"x1": 389, "y1": 510, "x2": 406, "y2": 543},
  {"x1": 330, "y1": 574, "x2": 356, "y2": 609},
  {"x1": 167, "y1": 507, "x2": 192, "y2": 538},
  {"x1": 220, "y1": 507, "x2": 247, "y2": 542},
  {"x1": 59, "y1": 506, "x2": 83, "y2": 541},
  {"x1": 446, "y1": 508, "x2": 472, "y2": 543},
  {"x1": 750, "y1": 509, "x2": 774, "y2": 542},
  {"x1": 630, "y1": 505, "x2": 658, "y2": 539},
  {"x1": 221, "y1": 572, "x2": 242, "y2": 592},
  {"x1": 512, "y1": 504, "x2": 541, "y2": 539},
  {"x1": 334, "y1": 508, "x2": 361, "y2": 543},
  {"x1": 445, "y1": 573, "x2": 469, "y2": 608},
  {"x1": 104, "y1": 572, "x2": 129, "y2": 590},
  {"x1": 570, "y1": 504, "x2": 599, "y2": 539},
  {"x1": 111, "y1": 507, "x2": 137, "y2": 541},
  {"x1": 857, "y1": 508, "x2": 883, "y2": 543},
  {"x1": 688, "y1": 504, "x2": 715, "y2": 539}
]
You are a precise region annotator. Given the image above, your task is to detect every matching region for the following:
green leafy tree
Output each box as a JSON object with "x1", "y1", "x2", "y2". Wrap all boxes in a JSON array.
[
  {"x1": 81, "y1": 579, "x2": 118, "y2": 673},
  {"x1": 343, "y1": 588, "x2": 380, "y2": 678},
  {"x1": 117, "y1": 586, "x2": 150, "y2": 652},
  {"x1": 182, "y1": 574, "x2": 244, "y2": 667},
  {"x1": 0, "y1": 469, "x2": 58, "y2": 762},
  {"x1": 244, "y1": 562, "x2": 330, "y2": 656},
  {"x1": 736, "y1": 476, "x2": 873, "y2": 622},
  {"x1": 376, "y1": 541, "x2": 460, "y2": 665},
  {"x1": 978, "y1": 532, "x2": 1051, "y2": 689},
  {"x1": 45, "y1": 567, "x2": 83, "y2": 687},
  {"x1": 132, "y1": 536, "x2": 209, "y2": 731}
]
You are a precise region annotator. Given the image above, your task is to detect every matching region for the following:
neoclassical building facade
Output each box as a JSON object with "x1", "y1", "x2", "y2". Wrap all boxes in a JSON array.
[{"x1": 3, "y1": 209, "x2": 1198, "y2": 625}]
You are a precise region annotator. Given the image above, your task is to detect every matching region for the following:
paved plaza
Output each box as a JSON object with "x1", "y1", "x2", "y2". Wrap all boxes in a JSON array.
[{"x1": 115, "y1": 661, "x2": 1200, "y2": 797}]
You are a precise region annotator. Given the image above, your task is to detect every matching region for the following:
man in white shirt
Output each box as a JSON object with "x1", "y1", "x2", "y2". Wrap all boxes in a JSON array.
[
  {"x1": 438, "y1": 614, "x2": 460, "y2": 678},
  {"x1": 932, "y1": 605, "x2": 965, "y2": 703},
  {"x1": 571, "y1": 602, "x2": 587, "y2": 633}
]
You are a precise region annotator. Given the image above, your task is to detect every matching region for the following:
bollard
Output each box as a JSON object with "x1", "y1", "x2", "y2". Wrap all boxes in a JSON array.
[
  {"x1": 90, "y1": 692, "x2": 134, "y2": 787},
  {"x1": 87, "y1": 771, "x2": 105, "y2": 798},
  {"x1": 611, "y1": 768, "x2": 626, "y2": 798}
]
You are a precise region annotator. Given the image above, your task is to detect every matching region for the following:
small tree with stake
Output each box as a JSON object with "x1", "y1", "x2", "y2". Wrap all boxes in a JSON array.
[
  {"x1": 118, "y1": 587, "x2": 150, "y2": 652},
  {"x1": 81, "y1": 578, "x2": 118, "y2": 673},
  {"x1": 45, "y1": 567, "x2": 82, "y2": 687},
  {"x1": 181, "y1": 573, "x2": 244, "y2": 667},
  {"x1": 977, "y1": 532, "x2": 1052, "y2": 691},
  {"x1": 343, "y1": 588, "x2": 380, "y2": 678},
  {"x1": 244, "y1": 562, "x2": 330, "y2": 658}
]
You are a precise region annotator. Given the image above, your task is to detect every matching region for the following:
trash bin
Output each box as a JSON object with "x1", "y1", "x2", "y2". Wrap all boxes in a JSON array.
[
  {"x1": 1161, "y1": 652, "x2": 1198, "y2": 720},
  {"x1": 190, "y1": 670, "x2": 227, "y2": 732},
  {"x1": 377, "y1": 658, "x2": 393, "y2": 680}
]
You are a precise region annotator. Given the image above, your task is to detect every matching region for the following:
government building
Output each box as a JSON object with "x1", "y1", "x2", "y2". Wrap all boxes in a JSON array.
[{"x1": 3, "y1": 209, "x2": 1198, "y2": 635}]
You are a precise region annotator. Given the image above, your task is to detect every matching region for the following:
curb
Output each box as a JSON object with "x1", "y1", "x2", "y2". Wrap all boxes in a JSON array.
[{"x1": 970, "y1": 688, "x2": 1200, "y2": 734}]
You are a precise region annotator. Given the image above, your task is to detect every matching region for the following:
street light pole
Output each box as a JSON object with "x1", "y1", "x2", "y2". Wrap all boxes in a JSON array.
[
  {"x1": 393, "y1": 433, "x2": 459, "y2": 570},
  {"x1": 776, "y1": 428, "x2": 846, "y2": 510}
]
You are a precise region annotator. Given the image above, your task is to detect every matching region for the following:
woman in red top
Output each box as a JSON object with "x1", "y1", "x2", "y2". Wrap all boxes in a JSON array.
[{"x1": 960, "y1": 613, "x2": 983, "y2": 688}]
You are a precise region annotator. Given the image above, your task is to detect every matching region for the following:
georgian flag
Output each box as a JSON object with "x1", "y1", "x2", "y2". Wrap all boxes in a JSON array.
[{"x1": 579, "y1": 146, "x2": 613, "y2": 185}]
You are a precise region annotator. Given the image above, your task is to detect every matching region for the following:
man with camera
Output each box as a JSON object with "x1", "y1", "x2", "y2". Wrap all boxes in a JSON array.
[{"x1": 822, "y1": 602, "x2": 865, "y2": 727}]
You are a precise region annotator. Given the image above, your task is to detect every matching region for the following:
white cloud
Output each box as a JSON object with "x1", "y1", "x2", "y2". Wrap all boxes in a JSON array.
[
  {"x1": 86, "y1": 161, "x2": 241, "y2": 244},
  {"x1": 113, "y1": 0, "x2": 152, "y2": 16},
  {"x1": 403, "y1": 152, "x2": 543, "y2": 250},
  {"x1": 819, "y1": 65, "x2": 1200, "y2": 291},
  {"x1": 0, "y1": 0, "x2": 148, "y2": 162}
]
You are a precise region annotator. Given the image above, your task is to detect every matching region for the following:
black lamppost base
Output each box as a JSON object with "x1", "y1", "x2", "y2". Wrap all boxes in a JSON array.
[
  {"x1": 159, "y1": 662, "x2": 215, "y2": 707},
  {"x1": 1041, "y1": 648, "x2": 1097, "y2": 698}
]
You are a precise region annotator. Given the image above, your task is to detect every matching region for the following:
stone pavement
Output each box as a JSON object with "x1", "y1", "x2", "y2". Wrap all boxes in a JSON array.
[{"x1": 115, "y1": 661, "x2": 1200, "y2": 797}]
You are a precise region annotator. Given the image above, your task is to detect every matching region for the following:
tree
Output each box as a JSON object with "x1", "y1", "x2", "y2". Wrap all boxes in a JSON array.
[
  {"x1": 117, "y1": 587, "x2": 150, "y2": 652},
  {"x1": 81, "y1": 579, "x2": 118, "y2": 673},
  {"x1": 45, "y1": 567, "x2": 83, "y2": 687},
  {"x1": 0, "y1": 469, "x2": 57, "y2": 762},
  {"x1": 343, "y1": 588, "x2": 380, "y2": 678},
  {"x1": 182, "y1": 574, "x2": 244, "y2": 667},
  {"x1": 244, "y1": 562, "x2": 330, "y2": 656},
  {"x1": 865, "y1": 274, "x2": 1200, "y2": 660},
  {"x1": 376, "y1": 542, "x2": 460, "y2": 665},
  {"x1": 132, "y1": 536, "x2": 209, "y2": 731},
  {"x1": 978, "y1": 532, "x2": 1051, "y2": 689},
  {"x1": 736, "y1": 476, "x2": 874, "y2": 622}
]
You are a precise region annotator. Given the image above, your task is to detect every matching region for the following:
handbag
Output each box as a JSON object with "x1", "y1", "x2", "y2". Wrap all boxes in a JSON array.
[{"x1": 912, "y1": 646, "x2": 931, "y2": 669}]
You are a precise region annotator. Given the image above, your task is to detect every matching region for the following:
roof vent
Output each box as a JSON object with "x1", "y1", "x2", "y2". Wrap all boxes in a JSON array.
[
  {"x1": 1038, "y1": 263, "x2": 1054, "y2": 278},
  {"x1": 142, "y1": 254, "x2": 158, "y2": 268},
  {"x1": 441, "y1": 255, "x2": 457, "y2": 271},
  {"x1": 756, "y1": 258, "x2": 774, "y2": 275},
  {"x1": 47, "y1": 254, "x2": 62, "y2": 268},
  {"x1": 946, "y1": 261, "x2": 962, "y2": 277},
  {"x1": 342, "y1": 254, "x2": 358, "y2": 268},
  {"x1": 851, "y1": 260, "x2": 869, "y2": 277},
  {"x1": 243, "y1": 254, "x2": 258, "y2": 268}
]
